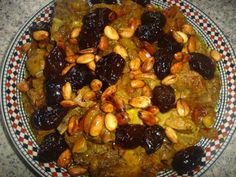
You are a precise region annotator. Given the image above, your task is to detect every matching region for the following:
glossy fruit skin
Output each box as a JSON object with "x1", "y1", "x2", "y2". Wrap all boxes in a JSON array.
[
  {"x1": 132, "y1": 0, "x2": 151, "y2": 6},
  {"x1": 151, "y1": 85, "x2": 176, "y2": 113},
  {"x1": 78, "y1": 8, "x2": 116, "y2": 50},
  {"x1": 141, "y1": 11, "x2": 166, "y2": 28},
  {"x1": 90, "y1": 0, "x2": 118, "y2": 5},
  {"x1": 141, "y1": 125, "x2": 165, "y2": 154},
  {"x1": 64, "y1": 64, "x2": 94, "y2": 92},
  {"x1": 153, "y1": 49, "x2": 173, "y2": 80},
  {"x1": 37, "y1": 132, "x2": 68, "y2": 162},
  {"x1": 115, "y1": 124, "x2": 165, "y2": 154},
  {"x1": 30, "y1": 21, "x2": 51, "y2": 32},
  {"x1": 32, "y1": 104, "x2": 67, "y2": 130},
  {"x1": 95, "y1": 52, "x2": 125, "y2": 88},
  {"x1": 44, "y1": 46, "x2": 66, "y2": 79},
  {"x1": 189, "y1": 53, "x2": 215, "y2": 80},
  {"x1": 172, "y1": 146, "x2": 205, "y2": 174},
  {"x1": 158, "y1": 34, "x2": 183, "y2": 54},
  {"x1": 115, "y1": 124, "x2": 145, "y2": 149}
]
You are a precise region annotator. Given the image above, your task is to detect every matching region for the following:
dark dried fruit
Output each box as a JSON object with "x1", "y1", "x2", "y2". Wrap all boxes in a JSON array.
[
  {"x1": 90, "y1": 0, "x2": 118, "y2": 5},
  {"x1": 153, "y1": 49, "x2": 173, "y2": 80},
  {"x1": 78, "y1": 30, "x2": 101, "y2": 51},
  {"x1": 64, "y1": 64, "x2": 94, "y2": 92},
  {"x1": 95, "y1": 52, "x2": 125, "y2": 88},
  {"x1": 141, "y1": 125, "x2": 165, "y2": 154},
  {"x1": 152, "y1": 85, "x2": 175, "y2": 113},
  {"x1": 31, "y1": 21, "x2": 51, "y2": 32},
  {"x1": 141, "y1": 11, "x2": 166, "y2": 28},
  {"x1": 37, "y1": 132, "x2": 68, "y2": 162},
  {"x1": 32, "y1": 104, "x2": 67, "y2": 130},
  {"x1": 44, "y1": 46, "x2": 66, "y2": 79},
  {"x1": 115, "y1": 124, "x2": 145, "y2": 149},
  {"x1": 158, "y1": 34, "x2": 183, "y2": 54},
  {"x1": 132, "y1": 0, "x2": 150, "y2": 6},
  {"x1": 172, "y1": 146, "x2": 204, "y2": 174},
  {"x1": 78, "y1": 8, "x2": 116, "y2": 50},
  {"x1": 189, "y1": 53, "x2": 215, "y2": 80},
  {"x1": 135, "y1": 24, "x2": 163, "y2": 43},
  {"x1": 45, "y1": 76, "x2": 65, "y2": 105}
]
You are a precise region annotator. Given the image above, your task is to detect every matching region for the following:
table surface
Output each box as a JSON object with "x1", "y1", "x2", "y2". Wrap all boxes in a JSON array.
[{"x1": 0, "y1": 0, "x2": 236, "y2": 177}]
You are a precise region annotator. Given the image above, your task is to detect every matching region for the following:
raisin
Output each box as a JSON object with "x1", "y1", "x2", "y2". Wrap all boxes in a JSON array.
[
  {"x1": 172, "y1": 146, "x2": 205, "y2": 174},
  {"x1": 152, "y1": 85, "x2": 175, "y2": 113},
  {"x1": 141, "y1": 125, "x2": 165, "y2": 154},
  {"x1": 45, "y1": 76, "x2": 65, "y2": 105},
  {"x1": 158, "y1": 34, "x2": 183, "y2": 54},
  {"x1": 95, "y1": 52, "x2": 125, "y2": 88},
  {"x1": 135, "y1": 24, "x2": 163, "y2": 43},
  {"x1": 189, "y1": 53, "x2": 215, "y2": 80},
  {"x1": 115, "y1": 124, "x2": 145, "y2": 149},
  {"x1": 37, "y1": 132, "x2": 68, "y2": 162},
  {"x1": 153, "y1": 49, "x2": 173, "y2": 80},
  {"x1": 32, "y1": 104, "x2": 67, "y2": 130},
  {"x1": 44, "y1": 46, "x2": 66, "y2": 79},
  {"x1": 141, "y1": 11, "x2": 166, "y2": 28},
  {"x1": 132, "y1": 0, "x2": 150, "y2": 6},
  {"x1": 64, "y1": 64, "x2": 95, "y2": 92}
]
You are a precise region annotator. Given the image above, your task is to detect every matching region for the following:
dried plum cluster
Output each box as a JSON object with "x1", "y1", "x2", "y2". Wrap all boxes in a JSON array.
[
  {"x1": 37, "y1": 132, "x2": 68, "y2": 162},
  {"x1": 189, "y1": 53, "x2": 215, "y2": 80},
  {"x1": 172, "y1": 146, "x2": 205, "y2": 174},
  {"x1": 115, "y1": 124, "x2": 165, "y2": 154},
  {"x1": 135, "y1": 11, "x2": 166, "y2": 43},
  {"x1": 78, "y1": 8, "x2": 116, "y2": 50},
  {"x1": 151, "y1": 85, "x2": 176, "y2": 113},
  {"x1": 95, "y1": 52, "x2": 125, "y2": 88}
]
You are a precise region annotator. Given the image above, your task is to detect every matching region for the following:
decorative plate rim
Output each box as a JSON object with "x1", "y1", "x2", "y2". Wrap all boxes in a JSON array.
[{"x1": 0, "y1": 0, "x2": 236, "y2": 176}]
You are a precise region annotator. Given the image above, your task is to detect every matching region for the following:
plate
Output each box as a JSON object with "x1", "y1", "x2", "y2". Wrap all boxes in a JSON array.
[{"x1": 0, "y1": 0, "x2": 236, "y2": 176}]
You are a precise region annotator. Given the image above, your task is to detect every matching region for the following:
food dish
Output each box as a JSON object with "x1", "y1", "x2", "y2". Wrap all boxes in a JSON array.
[{"x1": 0, "y1": 0, "x2": 235, "y2": 177}]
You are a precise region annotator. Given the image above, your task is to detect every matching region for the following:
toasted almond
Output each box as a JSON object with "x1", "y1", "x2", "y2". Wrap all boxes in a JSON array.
[
  {"x1": 101, "y1": 85, "x2": 117, "y2": 102},
  {"x1": 62, "y1": 82, "x2": 72, "y2": 100},
  {"x1": 100, "y1": 102, "x2": 114, "y2": 113},
  {"x1": 174, "y1": 52, "x2": 183, "y2": 61},
  {"x1": 142, "y1": 85, "x2": 152, "y2": 97},
  {"x1": 139, "y1": 49, "x2": 151, "y2": 62},
  {"x1": 141, "y1": 57, "x2": 155, "y2": 72},
  {"x1": 60, "y1": 100, "x2": 77, "y2": 108},
  {"x1": 33, "y1": 30, "x2": 49, "y2": 41},
  {"x1": 98, "y1": 36, "x2": 109, "y2": 51},
  {"x1": 165, "y1": 127, "x2": 178, "y2": 143},
  {"x1": 171, "y1": 62, "x2": 183, "y2": 74},
  {"x1": 143, "y1": 41, "x2": 156, "y2": 55},
  {"x1": 57, "y1": 149, "x2": 72, "y2": 168},
  {"x1": 161, "y1": 75, "x2": 178, "y2": 85},
  {"x1": 90, "y1": 79, "x2": 103, "y2": 92},
  {"x1": 187, "y1": 36, "x2": 196, "y2": 53},
  {"x1": 65, "y1": 55, "x2": 78, "y2": 63},
  {"x1": 71, "y1": 27, "x2": 81, "y2": 38},
  {"x1": 104, "y1": 25, "x2": 119, "y2": 40},
  {"x1": 68, "y1": 116, "x2": 79, "y2": 135},
  {"x1": 119, "y1": 27, "x2": 135, "y2": 38},
  {"x1": 182, "y1": 24, "x2": 195, "y2": 35},
  {"x1": 105, "y1": 113, "x2": 118, "y2": 131},
  {"x1": 173, "y1": 31, "x2": 188, "y2": 43},
  {"x1": 146, "y1": 106, "x2": 160, "y2": 114},
  {"x1": 131, "y1": 79, "x2": 145, "y2": 88},
  {"x1": 134, "y1": 73, "x2": 157, "y2": 80},
  {"x1": 79, "y1": 48, "x2": 97, "y2": 54},
  {"x1": 176, "y1": 99, "x2": 190, "y2": 117},
  {"x1": 129, "y1": 96, "x2": 151, "y2": 108},
  {"x1": 65, "y1": 46, "x2": 75, "y2": 57},
  {"x1": 77, "y1": 54, "x2": 95, "y2": 64},
  {"x1": 62, "y1": 63, "x2": 76, "y2": 75},
  {"x1": 128, "y1": 17, "x2": 141, "y2": 30},
  {"x1": 112, "y1": 95, "x2": 125, "y2": 112},
  {"x1": 138, "y1": 110, "x2": 157, "y2": 126},
  {"x1": 83, "y1": 91, "x2": 96, "y2": 101},
  {"x1": 90, "y1": 114, "x2": 104, "y2": 137},
  {"x1": 113, "y1": 44, "x2": 128, "y2": 59},
  {"x1": 87, "y1": 61, "x2": 96, "y2": 71},
  {"x1": 68, "y1": 166, "x2": 87, "y2": 176},
  {"x1": 210, "y1": 49, "x2": 221, "y2": 62}
]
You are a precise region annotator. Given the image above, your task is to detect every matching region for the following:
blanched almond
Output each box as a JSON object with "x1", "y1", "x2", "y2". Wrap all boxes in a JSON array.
[
  {"x1": 131, "y1": 79, "x2": 145, "y2": 88},
  {"x1": 77, "y1": 54, "x2": 95, "y2": 64},
  {"x1": 119, "y1": 27, "x2": 135, "y2": 38},
  {"x1": 129, "y1": 96, "x2": 151, "y2": 108},
  {"x1": 104, "y1": 25, "x2": 119, "y2": 40},
  {"x1": 105, "y1": 113, "x2": 118, "y2": 131},
  {"x1": 161, "y1": 75, "x2": 177, "y2": 85},
  {"x1": 113, "y1": 45, "x2": 128, "y2": 59},
  {"x1": 90, "y1": 114, "x2": 104, "y2": 137}
]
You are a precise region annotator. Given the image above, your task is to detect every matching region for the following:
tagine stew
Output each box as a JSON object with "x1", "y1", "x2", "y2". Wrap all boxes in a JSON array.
[{"x1": 17, "y1": 0, "x2": 221, "y2": 176}]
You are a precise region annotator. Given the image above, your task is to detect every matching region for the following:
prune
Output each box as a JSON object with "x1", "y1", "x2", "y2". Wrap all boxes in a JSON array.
[
  {"x1": 95, "y1": 52, "x2": 125, "y2": 88},
  {"x1": 152, "y1": 85, "x2": 175, "y2": 113},
  {"x1": 141, "y1": 125, "x2": 165, "y2": 154},
  {"x1": 90, "y1": 0, "x2": 118, "y2": 5},
  {"x1": 135, "y1": 24, "x2": 163, "y2": 43},
  {"x1": 64, "y1": 64, "x2": 94, "y2": 92},
  {"x1": 37, "y1": 132, "x2": 68, "y2": 162},
  {"x1": 189, "y1": 53, "x2": 215, "y2": 80},
  {"x1": 32, "y1": 104, "x2": 67, "y2": 130},
  {"x1": 153, "y1": 49, "x2": 173, "y2": 80},
  {"x1": 132, "y1": 0, "x2": 150, "y2": 6},
  {"x1": 78, "y1": 29, "x2": 101, "y2": 50},
  {"x1": 45, "y1": 76, "x2": 65, "y2": 105},
  {"x1": 31, "y1": 21, "x2": 51, "y2": 32},
  {"x1": 44, "y1": 46, "x2": 66, "y2": 79},
  {"x1": 115, "y1": 124, "x2": 145, "y2": 149},
  {"x1": 158, "y1": 34, "x2": 183, "y2": 54},
  {"x1": 83, "y1": 8, "x2": 114, "y2": 31},
  {"x1": 172, "y1": 146, "x2": 205, "y2": 174},
  {"x1": 141, "y1": 11, "x2": 166, "y2": 28}
]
